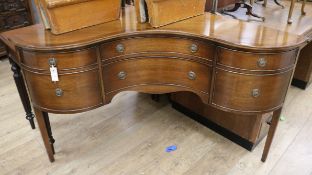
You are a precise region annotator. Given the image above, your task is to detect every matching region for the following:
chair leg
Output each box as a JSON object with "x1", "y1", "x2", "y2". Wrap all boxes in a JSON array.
[
  {"x1": 263, "y1": 0, "x2": 267, "y2": 7},
  {"x1": 301, "y1": 0, "x2": 306, "y2": 15},
  {"x1": 261, "y1": 108, "x2": 282, "y2": 162},
  {"x1": 288, "y1": 0, "x2": 296, "y2": 24},
  {"x1": 34, "y1": 108, "x2": 55, "y2": 162},
  {"x1": 250, "y1": 0, "x2": 254, "y2": 6},
  {"x1": 274, "y1": 0, "x2": 285, "y2": 8}
]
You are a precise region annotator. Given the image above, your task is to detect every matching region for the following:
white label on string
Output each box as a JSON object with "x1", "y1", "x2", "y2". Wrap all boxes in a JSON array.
[{"x1": 50, "y1": 65, "x2": 59, "y2": 82}]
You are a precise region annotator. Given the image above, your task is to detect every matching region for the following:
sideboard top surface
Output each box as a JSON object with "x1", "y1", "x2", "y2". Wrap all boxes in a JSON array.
[{"x1": 0, "y1": 6, "x2": 310, "y2": 51}]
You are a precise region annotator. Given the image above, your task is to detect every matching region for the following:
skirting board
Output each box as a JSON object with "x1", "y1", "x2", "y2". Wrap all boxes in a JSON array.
[{"x1": 292, "y1": 78, "x2": 308, "y2": 90}]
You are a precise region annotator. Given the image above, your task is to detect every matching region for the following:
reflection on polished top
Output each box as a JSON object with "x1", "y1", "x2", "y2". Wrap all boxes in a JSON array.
[
  {"x1": 225, "y1": 1, "x2": 312, "y2": 38},
  {"x1": 0, "y1": 6, "x2": 309, "y2": 51}
]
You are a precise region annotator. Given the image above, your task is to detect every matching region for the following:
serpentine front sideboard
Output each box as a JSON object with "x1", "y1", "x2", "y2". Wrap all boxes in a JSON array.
[{"x1": 0, "y1": 7, "x2": 309, "y2": 163}]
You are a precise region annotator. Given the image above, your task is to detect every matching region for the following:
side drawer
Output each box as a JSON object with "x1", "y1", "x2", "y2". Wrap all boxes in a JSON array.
[
  {"x1": 217, "y1": 47, "x2": 297, "y2": 71},
  {"x1": 100, "y1": 37, "x2": 214, "y2": 60},
  {"x1": 102, "y1": 58, "x2": 212, "y2": 94},
  {"x1": 21, "y1": 48, "x2": 98, "y2": 71},
  {"x1": 212, "y1": 69, "x2": 293, "y2": 112},
  {"x1": 23, "y1": 69, "x2": 103, "y2": 113}
]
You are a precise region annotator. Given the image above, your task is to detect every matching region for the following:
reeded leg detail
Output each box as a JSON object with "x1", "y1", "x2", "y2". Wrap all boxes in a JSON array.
[
  {"x1": 261, "y1": 108, "x2": 282, "y2": 162},
  {"x1": 43, "y1": 112, "x2": 55, "y2": 154},
  {"x1": 9, "y1": 58, "x2": 36, "y2": 129},
  {"x1": 34, "y1": 108, "x2": 55, "y2": 162}
]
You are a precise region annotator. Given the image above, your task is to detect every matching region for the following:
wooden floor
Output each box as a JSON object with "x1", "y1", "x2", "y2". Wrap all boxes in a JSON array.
[{"x1": 1, "y1": 1, "x2": 312, "y2": 174}]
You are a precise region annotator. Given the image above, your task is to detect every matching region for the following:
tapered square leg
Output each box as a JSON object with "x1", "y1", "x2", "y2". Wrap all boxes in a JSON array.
[
  {"x1": 34, "y1": 108, "x2": 55, "y2": 162},
  {"x1": 261, "y1": 108, "x2": 282, "y2": 162},
  {"x1": 42, "y1": 112, "x2": 55, "y2": 154}
]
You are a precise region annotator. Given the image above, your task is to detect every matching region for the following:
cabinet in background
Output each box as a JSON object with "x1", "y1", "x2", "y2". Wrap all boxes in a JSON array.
[{"x1": 0, "y1": 0, "x2": 33, "y2": 57}]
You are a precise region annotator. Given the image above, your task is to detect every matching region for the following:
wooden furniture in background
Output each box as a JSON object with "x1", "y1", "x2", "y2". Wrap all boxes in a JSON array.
[
  {"x1": 0, "y1": 0, "x2": 33, "y2": 57},
  {"x1": 37, "y1": 0, "x2": 121, "y2": 34},
  {"x1": 288, "y1": 0, "x2": 307, "y2": 24},
  {"x1": 205, "y1": 0, "x2": 236, "y2": 11},
  {"x1": 262, "y1": 0, "x2": 284, "y2": 8},
  {"x1": 222, "y1": 0, "x2": 265, "y2": 21},
  {"x1": 0, "y1": 7, "x2": 308, "y2": 163},
  {"x1": 135, "y1": 0, "x2": 206, "y2": 27}
]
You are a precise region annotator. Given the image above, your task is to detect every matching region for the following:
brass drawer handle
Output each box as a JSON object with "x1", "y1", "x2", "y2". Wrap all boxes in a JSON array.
[
  {"x1": 55, "y1": 88, "x2": 63, "y2": 97},
  {"x1": 48, "y1": 58, "x2": 57, "y2": 67},
  {"x1": 116, "y1": 44, "x2": 125, "y2": 53},
  {"x1": 257, "y1": 57, "x2": 267, "y2": 68},
  {"x1": 188, "y1": 71, "x2": 196, "y2": 80},
  {"x1": 118, "y1": 71, "x2": 127, "y2": 80},
  {"x1": 190, "y1": 44, "x2": 198, "y2": 53},
  {"x1": 251, "y1": 89, "x2": 260, "y2": 98}
]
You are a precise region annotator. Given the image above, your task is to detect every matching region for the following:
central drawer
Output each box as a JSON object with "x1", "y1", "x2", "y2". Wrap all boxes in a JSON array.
[
  {"x1": 102, "y1": 58, "x2": 212, "y2": 95},
  {"x1": 100, "y1": 37, "x2": 215, "y2": 61}
]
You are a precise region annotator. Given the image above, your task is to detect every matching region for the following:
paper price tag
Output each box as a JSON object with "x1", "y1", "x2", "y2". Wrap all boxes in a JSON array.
[{"x1": 50, "y1": 66, "x2": 59, "y2": 82}]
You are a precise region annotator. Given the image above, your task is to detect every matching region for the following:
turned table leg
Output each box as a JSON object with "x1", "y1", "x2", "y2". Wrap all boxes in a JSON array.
[
  {"x1": 261, "y1": 108, "x2": 282, "y2": 162},
  {"x1": 9, "y1": 58, "x2": 36, "y2": 129},
  {"x1": 34, "y1": 107, "x2": 55, "y2": 162}
]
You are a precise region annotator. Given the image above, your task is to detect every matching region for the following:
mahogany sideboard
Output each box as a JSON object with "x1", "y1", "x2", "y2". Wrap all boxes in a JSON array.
[{"x1": 0, "y1": 7, "x2": 309, "y2": 163}]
